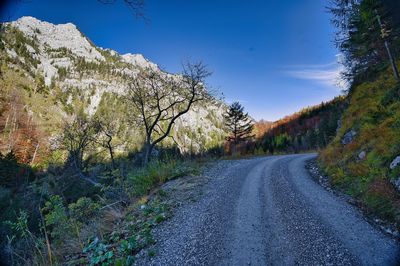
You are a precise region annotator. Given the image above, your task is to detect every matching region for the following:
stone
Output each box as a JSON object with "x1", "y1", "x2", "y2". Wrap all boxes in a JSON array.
[
  {"x1": 390, "y1": 177, "x2": 400, "y2": 192},
  {"x1": 336, "y1": 118, "x2": 342, "y2": 134},
  {"x1": 358, "y1": 151, "x2": 366, "y2": 160},
  {"x1": 341, "y1": 129, "x2": 357, "y2": 145},
  {"x1": 389, "y1": 156, "x2": 400, "y2": 170}
]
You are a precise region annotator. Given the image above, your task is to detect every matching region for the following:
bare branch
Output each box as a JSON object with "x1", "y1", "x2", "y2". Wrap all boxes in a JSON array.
[{"x1": 125, "y1": 62, "x2": 211, "y2": 164}]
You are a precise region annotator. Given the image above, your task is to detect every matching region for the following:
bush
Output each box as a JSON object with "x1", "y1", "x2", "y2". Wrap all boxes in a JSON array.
[
  {"x1": 42, "y1": 195, "x2": 72, "y2": 242},
  {"x1": 127, "y1": 160, "x2": 199, "y2": 197},
  {"x1": 69, "y1": 197, "x2": 100, "y2": 224}
]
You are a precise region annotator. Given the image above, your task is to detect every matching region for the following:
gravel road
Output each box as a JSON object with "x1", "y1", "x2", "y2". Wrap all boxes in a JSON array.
[{"x1": 136, "y1": 154, "x2": 399, "y2": 265}]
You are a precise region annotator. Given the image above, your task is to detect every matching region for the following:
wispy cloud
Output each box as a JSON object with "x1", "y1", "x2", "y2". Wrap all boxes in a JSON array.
[{"x1": 282, "y1": 57, "x2": 347, "y2": 90}]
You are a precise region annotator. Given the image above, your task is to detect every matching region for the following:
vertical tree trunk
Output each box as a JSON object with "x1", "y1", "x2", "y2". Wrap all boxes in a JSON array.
[
  {"x1": 376, "y1": 9, "x2": 399, "y2": 81},
  {"x1": 31, "y1": 142, "x2": 39, "y2": 166},
  {"x1": 143, "y1": 140, "x2": 152, "y2": 166},
  {"x1": 106, "y1": 136, "x2": 115, "y2": 169},
  {"x1": 108, "y1": 143, "x2": 115, "y2": 169},
  {"x1": 383, "y1": 40, "x2": 400, "y2": 80}
]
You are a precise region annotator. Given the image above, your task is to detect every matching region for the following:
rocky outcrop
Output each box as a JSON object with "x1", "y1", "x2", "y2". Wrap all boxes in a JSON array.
[
  {"x1": 389, "y1": 156, "x2": 400, "y2": 192},
  {"x1": 389, "y1": 156, "x2": 400, "y2": 170},
  {"x1": 391, "y1": 178, "x2": 400, "y2": 192},
  {"x1": 358, "y1": 151, "x2": 366, "y2": 160},
  {"x1": 341, "y1": 129, "x2": 356, "y2": 145}
]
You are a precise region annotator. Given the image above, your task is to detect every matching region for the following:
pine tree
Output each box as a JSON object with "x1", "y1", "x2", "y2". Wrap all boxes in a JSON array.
[
  {"x1": 329, "y1": 0, "x2": 400, "y2": 82},
  {"x1": 225, "y1": 102, "x2": 254, "y2": 144}
]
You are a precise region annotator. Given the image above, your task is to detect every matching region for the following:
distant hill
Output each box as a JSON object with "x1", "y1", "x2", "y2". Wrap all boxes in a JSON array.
[{"x1": 255, "y1": 96, "x2": 346, "y2": 154}]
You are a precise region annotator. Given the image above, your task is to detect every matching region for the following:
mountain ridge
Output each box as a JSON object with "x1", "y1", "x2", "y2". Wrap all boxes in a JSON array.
[{"x1": 0, "y1": 16, "x2": 227, "y2": 158}]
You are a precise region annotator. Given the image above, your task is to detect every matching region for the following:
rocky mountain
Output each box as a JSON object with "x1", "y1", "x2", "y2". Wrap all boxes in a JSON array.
[{"x1": 0, "y1": 16, "x2": 227, "y2": 161}]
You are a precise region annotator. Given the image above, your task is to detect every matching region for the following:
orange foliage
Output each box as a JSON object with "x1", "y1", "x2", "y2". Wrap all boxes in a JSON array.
[
  {"x1": 253, "y1": 120, "x2": 272, "y2": 138},
  {"x1": 0, "y1": 90, "x2": 47, "y2": 164}
]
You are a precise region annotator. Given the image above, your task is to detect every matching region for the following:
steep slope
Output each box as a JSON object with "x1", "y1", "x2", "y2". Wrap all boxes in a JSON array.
[
  {"x1": 319, "y1": 65, "x2": 400, "y2": 226},
  {"x1": 0, "y1": 16, "x2": 227, "y2": 163},
  {"x1": 256, "y1": 96, "x2": 346, "y2": 154}
]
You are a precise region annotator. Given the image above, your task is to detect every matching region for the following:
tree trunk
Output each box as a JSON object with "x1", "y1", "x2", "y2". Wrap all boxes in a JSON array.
[
  {"x1": 376, "y1": 9, "x2": 399, "y2": 81},
  {"x1": 30, "y1": 142, "x2": 39, "y2": 166},
  {"x1": 143, "y1": 141, "x2": 152, "y2": 166},
  {"x1": 107, "y1": 137, "x2": 115, "y2": 169}
]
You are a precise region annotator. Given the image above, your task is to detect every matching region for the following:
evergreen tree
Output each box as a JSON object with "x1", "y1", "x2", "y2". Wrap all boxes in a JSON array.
[
  {"x1": 329, "y1": 0, "x2": 400, "y2": 83},
  {"x1": 225, "y1": 102, "x2": 254, "y2": 144}
]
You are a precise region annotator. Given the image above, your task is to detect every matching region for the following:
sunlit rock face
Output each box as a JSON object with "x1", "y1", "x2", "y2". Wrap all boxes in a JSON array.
[{"x1": 2, "y1": 16, "x2": 228, "y2": 153}]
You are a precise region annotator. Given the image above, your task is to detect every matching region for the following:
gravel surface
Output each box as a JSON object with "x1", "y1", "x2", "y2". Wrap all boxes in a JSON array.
[{"x1": 135, "y1": 154, "x2": 400, "y2": 265}]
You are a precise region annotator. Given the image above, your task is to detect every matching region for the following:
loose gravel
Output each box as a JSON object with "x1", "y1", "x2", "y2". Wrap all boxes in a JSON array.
[{"x1": 135, "y1": 154, "x2": 400, "y2": 265}]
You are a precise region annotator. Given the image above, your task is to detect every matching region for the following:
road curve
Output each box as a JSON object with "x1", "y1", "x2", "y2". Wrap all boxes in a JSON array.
[{"x1": 137, "y1": 154, "x2": 399, "y2": 265}]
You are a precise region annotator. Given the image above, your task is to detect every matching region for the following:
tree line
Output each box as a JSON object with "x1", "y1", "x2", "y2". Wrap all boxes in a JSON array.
[{"x1": 330, "y1": 0, "x2": 400, "y2": 86}]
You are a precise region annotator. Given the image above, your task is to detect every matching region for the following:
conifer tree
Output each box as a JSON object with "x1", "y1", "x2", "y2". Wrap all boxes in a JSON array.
[{"x1": 225, "y1": 102, "x2": 254, "y2": 144}]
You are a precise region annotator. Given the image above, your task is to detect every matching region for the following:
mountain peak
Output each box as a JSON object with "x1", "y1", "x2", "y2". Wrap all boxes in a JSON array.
[
  {"x1": 122, "y1": 53, "x2": 158, "y2": 70},
  {"x1": 9, "y1": 16, "x2": 159, "y2": 70},
  {"x1": 11, "y1": 16, "x2": 104, "y2": 61}
]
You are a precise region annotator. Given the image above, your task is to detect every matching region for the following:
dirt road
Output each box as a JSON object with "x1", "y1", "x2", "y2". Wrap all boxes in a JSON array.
[{"x1": 137, "y1": 154, "x2": 399, "y2": 265}]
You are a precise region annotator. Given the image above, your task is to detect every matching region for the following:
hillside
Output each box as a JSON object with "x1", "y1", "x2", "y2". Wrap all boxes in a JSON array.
[
  {"x1": 319, "y1": 65, "x2": 400, "y2": 225},
  {"x1": 255, "y1": 96, "x2": 346, "y2": 154},
  {"x1": 0, "y1": 16, "x2": 227, "y2": 166}
]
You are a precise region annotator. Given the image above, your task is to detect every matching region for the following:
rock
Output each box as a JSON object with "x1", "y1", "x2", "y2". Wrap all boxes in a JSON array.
[
  {"x1": 390, "y1": 177, "x2": 400, "y2": 192},
  {"x1": 358, "y1": 151, "x2": 366, "y2": 160},
  {"x1": 336, "y1": 118, "x2": 342, "y2": 134},
  {"x1": 389, "y1": 156, "x2": 400, "y2": 170},
  {"x1": 341, "y1": 129, "x2": 357, "y2": 145}
]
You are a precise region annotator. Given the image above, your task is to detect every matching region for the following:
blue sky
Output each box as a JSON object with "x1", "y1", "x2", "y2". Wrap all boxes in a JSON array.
[{"x1": 2, "y1": 0, "x2": 343, "y2": 121}]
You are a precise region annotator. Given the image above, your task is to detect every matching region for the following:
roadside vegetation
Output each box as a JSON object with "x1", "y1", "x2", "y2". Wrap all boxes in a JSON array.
[
  {"x1": 320, "y1": 66, "x2": 400, "y2": 226},
  {"x1": 320, "y1": 0, "x2": 400, "y2": 228},
  {"x1": 0, "y1": 149, "x2": 203, "y2": 265}
]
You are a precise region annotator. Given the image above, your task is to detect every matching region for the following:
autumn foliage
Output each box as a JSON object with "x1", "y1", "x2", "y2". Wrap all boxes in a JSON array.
[
  {"x1": 254, "y1": 96, "x2": 346, "y2": 154},
  {"x1": 0, "y1": 89, "x2": 47, "y2": 165}
]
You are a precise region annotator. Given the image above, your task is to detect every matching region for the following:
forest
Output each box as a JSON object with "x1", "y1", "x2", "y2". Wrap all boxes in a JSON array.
[{"x1": 255, "y1": 96, "x2": 346, "y2": 154}]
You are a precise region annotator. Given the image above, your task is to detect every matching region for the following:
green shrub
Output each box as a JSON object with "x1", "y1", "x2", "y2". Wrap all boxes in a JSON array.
[
  {"x1": 69, "y1": 197, "x2": 100, "y2": 224},
  {"x1": 42, "y1": 195, "x2": 72, "y2": 241},
  {"x1": 83, "y1": 237, "x2": 114, "y2": 266},
  {"x1": 127, "y1": 160, "x2": 199, "y2": 197},
  {"x1": 4, "y1": 210, "x2": 30, "y2": 239}
]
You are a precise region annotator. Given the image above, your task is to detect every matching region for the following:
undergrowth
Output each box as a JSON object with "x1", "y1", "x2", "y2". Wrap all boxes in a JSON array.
[
  {"x1": 1, "y1": 158, "x2": 202, "y2": 265},
  {"x1": 319, "y1": 64, "x2": 400, "y2": 228}
]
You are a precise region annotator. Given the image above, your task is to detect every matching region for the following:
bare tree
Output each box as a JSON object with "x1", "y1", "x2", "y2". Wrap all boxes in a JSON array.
[
  {"x1": 93, "y1": 115, "x2": 119, "y2": 169},
  {"x1": 63, "y1": 113, "x2": 99, "y2": 184},
  {"x1": 126, "y1": 62, "x2": 211, "y2": 165}
]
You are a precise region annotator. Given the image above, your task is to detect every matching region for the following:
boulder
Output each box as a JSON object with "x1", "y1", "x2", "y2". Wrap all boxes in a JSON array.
[
  {"x1": 389, "y1": 156, "x2": 400, "y2": 170},
  {"x1": 358, "y1": 151, "x2": 366, "y2": 160},
  {"x1": 341, "y1": 129, "x2": 357, "y2": 145},
  {"x1": 391, "y1": 177, "x2": 400, "y2": 192}
]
